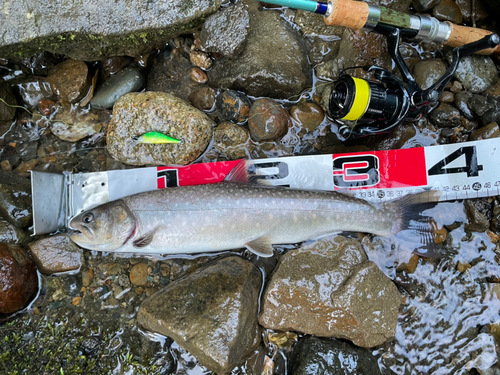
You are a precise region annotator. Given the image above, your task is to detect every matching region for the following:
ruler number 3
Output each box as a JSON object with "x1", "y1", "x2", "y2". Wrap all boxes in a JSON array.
[{"x1": 428, "y1": 145, "x2": 484, "y2": 177}]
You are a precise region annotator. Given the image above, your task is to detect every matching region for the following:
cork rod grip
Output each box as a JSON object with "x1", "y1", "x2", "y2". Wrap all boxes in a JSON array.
[
  {"x1": 324, "y1": 0, "x2": 369, "y2": 30},
  {"x1": 444, "y1": 23, "x2": 500, "y2": 55}
]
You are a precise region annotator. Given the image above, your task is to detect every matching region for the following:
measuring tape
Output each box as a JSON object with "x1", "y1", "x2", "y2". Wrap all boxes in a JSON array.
[{"x1": 30, "y1": 138, "x2": 500, "y2": 235}]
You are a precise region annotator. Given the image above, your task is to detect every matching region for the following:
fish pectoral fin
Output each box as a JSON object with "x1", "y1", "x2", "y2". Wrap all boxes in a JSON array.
[
  {"x1": 133, "y1": 230, "x2": 155, "y2": 248},
  {"x1": 244, "y1": 236, "x2": 274, "y2": 258}
]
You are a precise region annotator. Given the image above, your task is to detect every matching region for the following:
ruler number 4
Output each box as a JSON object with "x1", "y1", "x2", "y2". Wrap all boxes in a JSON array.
[{"x1": 428, "y1": 146, "x2": 484, "y2": 177}]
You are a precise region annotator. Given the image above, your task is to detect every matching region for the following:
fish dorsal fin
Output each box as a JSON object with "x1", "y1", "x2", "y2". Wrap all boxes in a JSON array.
[
  {"x1": 245, "y1": 236, "x2": 274, "y2": 258},
  {"x1": 224, "y1": 160, "x2": 270, "y2": 185},
  {"x1": 133, "y1": 230, "x2": 156, "y2": 248}
]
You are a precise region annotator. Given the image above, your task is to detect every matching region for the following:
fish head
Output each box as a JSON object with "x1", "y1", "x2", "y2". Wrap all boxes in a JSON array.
[{"x1": 69, "y1": 200, "x2": 136, "y2": 251}]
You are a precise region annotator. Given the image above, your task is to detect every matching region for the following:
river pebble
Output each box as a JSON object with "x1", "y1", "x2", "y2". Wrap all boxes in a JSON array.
[
  {"x1": 190, "y1": 50, "x2": 212, "y2": 70},
  {"x1": 0, "y1": 219, "x2": 30, "y2": 245},
  {"x1": 47, "y1": 59, "x2": 91, "y2": 103},
  {"x1": 27, "y1": 234, "x2": 83, "y2": 275},
  {"x1": 439, "y1": 91, "x2": 454, "y2": 103},
  {"x1": 455, "y1": 0, "x2": 489, "y2": 22},
  {"x1": 99, "y1": 56, "x2": 133, "y2": 80},
  {"x1": 189, "y1": 67, "x2": 208, "y2": 84},
  {"x1": 81, "y1": 268, "x2": 94, "y2": 287},
  {"x1": 11, "y1": 76, "x2": 55, "y2": 109},
  {"x1": 289, "y1": 101, "x2": 325, "y2": 132},
  {"x1": 90, "y1": 66, "x2": 145, "y2": 109},
  {"x1": 107, "y1": 92, "x2": 214, "y2": 166},
  {"x1": 213, "y1": 121, "x2": 251, "y2": 159},
  {"x1": 0, "y1": 243, "x2": 38, "y2": 314},
  {"x1": 289, "y1": 336, "x2": 382, "y2": 375},
  {"x1": 50, "y1": 102, "x2": 104, "y2": 142},
  {"x1": 455, "y1": 91, "x2": 475, "y2": 120},
  {"x1": 199, "y1": 1, "x2": 250, "y2": 59},
  {"x1": 216, "y1": 89, "x2": 252, "y2": 123},
  {"x1": 259, "y1": 236, "x2": 401, "y2": 348},
  {"x1": 448, "y1": 53, "x2": 499, "y2": 94},
  {"x1": 248, "y1": 98, "x2": 290, "y2": 142},
  {"x1": 413, "y1": 59, "x2": 447, "y2": 90},
  {"x1": 0, "y1": 81, "x2": 17, "y2": 121},
  {"x1": 189, "y1": 86, "x2": 216, "y2": 111},
  {"x1": 429, "y1": 103, "x2": 461, "y2": 128},
  {"x1": 138, "y1": 256, "x2": 262, "y2": 374},
  {"x1": 129, "y1": 262, "x2": 149, "y2": 286},
  {"x1": 431, "y1": 0, "x2": 463, "y2": 23}
]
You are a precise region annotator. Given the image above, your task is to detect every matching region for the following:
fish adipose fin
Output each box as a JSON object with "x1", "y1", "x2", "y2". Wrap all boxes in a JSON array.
[
  {"x1": 133, "y1": 230, "x2": 156, "y2": 248},
  {"x1": 386, "y1": 190, "x2": 442, "y2": 258},
  {"x1": 245, "y1": 236, "x2": 274, "y2": 258}
]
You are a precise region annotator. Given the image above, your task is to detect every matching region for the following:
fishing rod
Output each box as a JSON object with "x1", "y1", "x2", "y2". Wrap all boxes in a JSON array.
[{"x1": 258, "y1": 0, "x2": 500, "y2": 137}]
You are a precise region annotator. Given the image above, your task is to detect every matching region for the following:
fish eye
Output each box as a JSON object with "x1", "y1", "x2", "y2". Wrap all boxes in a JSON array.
[{"x1": 82, "y1": 212, "x2": 94, "y2": 224}]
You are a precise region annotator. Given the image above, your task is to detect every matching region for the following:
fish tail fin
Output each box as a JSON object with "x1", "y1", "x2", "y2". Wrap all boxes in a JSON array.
[{"x1": 385, "y1": 190, "x2": 442, "y2": 258}]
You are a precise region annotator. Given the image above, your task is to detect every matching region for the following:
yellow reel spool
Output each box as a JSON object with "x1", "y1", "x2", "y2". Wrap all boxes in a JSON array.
[{"x1": 342, "y1": 77, "x2": 371, "y2": 121}]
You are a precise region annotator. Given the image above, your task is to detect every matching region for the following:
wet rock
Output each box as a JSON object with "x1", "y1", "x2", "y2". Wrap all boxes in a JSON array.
[
  {"x1": 37, "y1": 99, "x2": 56, "y2": 116},
  {"x1": 99, "y1": 56, "x2": 133, "y2": 80},
  {"x1": 138, "y1": 256, "x2": 262, "y2": 374},
  {"x1": 413, "y1": 59, "x2": 447, "y2": 90},
  {"x1": 455, "y1": 0, "x2": 489, "y2": 22},
  {"x1": 11, "y1": 76, "x2": 55, "y2": 109},
  {"x1": 19, "y1": 51, "x2": 62, "y2": 76},
  {"x1": 216, "y1": 90, "x2": 252, "y2": 123},
  {"x1": 431, "y1": 0, "x2": 463, "y2": 23},
  {"x1": 0, "y1": 218, "x2": 30, "y2": 245},
  {"x1": 208, "y1": 5, "x2": 311, "y2": 99},
  {"x1": 412, "y1": 0, "x2": 440, "y2": 11},
  {"x1": 50, "y1": 102, "x2": 103, "y2": 142},
  {"x1": 214, "y1": 122, "x2": 251, "y2": 160},
  {"x1": 190, "y1": 51, "x2": 212, "y2": 70},
  {"x1": 130, "y1": 263, "x2": 148, "y2": 286},
  {"x1": 289, "y1": 336, "x2": 382, "y2": 375},
  {"x1": 189, "y1": 87, "x2": 217, "y2": 111},
  {"x1": 455, "y1": 91, "x2": 474, "y2": 120},
  {"x1": 259, "y1": 236, "x2": 401, "y2": 348},
  {"x1": 366, "y1": 122, "x2": 417, "y2": 150},
  {"x1": 200, "y1": 1, "x2": 250, "y2": 59},
  {"x1": 429, "y1": 103, "x2": 461, "y2": 128},
  {"x1": 27, "y1": 234, "x2": 83, "y2": 275},
  {"x1": 90, "y1": 67, "x2": 145, "y2": 110},
  {"x1": 0, "y1": 243, "x2": 38, "y2": 314},
  {"x1": 0, "y1": 171, "x2": 32, "y2": 228},
  {"x1": 479, "y1": 97, "x2": 500, "y2": 126},
  {"x1": 190, "y1": 67, "x2": 208, "y2": 84},
  {"x1": 450, "y1": 81, "x2": 463, "y2": 93},
  {"x1": 469, "y1": 94, "x2": 494, "y2": 116},
  {"x1": 0, "y1": 0, "x2": 222, "y2": 61},
  {"x1": 464, "y1": 200, "x2": 490, "y2": 232},
  {"x1": 81, "y1": 269, "x2": 94, "y2": 287},
  {"x1": 439, "y1": 91, "x2": 454, "y2": 103},
  {"x1": 47, "y1": 59, "x2": 90, "y2": 103},
  {"x1": 0, "y1": 81, "x2": 17, "y2": 122},
  {"x1": 447, "y1": 53, "x2": 499, "y2": 94},
  {"x1": 146, "y1": 49, "x2": 198, "y2": 103},
  {"x1": 107, "y1": 92, "x2": 214, "y2": 166},
  {"x1": 294, "y1": 10, "x2": 344, "y2": 38},
  {"x1": 290, "y1": 101, "x2": 325, "y2": 132},
  {"x1": 248, "y1": 98, "x2": 290, "y2": 142}
]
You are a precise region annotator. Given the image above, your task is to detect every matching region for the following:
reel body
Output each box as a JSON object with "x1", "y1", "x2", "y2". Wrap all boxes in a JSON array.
[{"x1": 328, "y1": 26, "x2": 500, "y2": 138}]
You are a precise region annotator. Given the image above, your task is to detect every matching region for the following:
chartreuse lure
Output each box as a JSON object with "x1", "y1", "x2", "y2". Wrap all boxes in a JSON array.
[{"x1": 135, "y1": 131, "x2": 181, "y2": 144}]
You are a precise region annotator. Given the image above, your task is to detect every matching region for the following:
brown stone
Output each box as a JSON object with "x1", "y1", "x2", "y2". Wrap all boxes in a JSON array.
[
  {"x1": 487, "y1": 230, "x2": 499, "y2": 243},
  {"x1": 27, "y1": 234, "x2": 83, "y2": 275},
  {"x1": 0, "y1": 160, "x2": 12, "y2": 171},
  {"x1": 190, "y1": 67, "x2": 208, "y2": 84},
  {"x1": 189, "y1": 87, "x2": 217, "y2": 111},
  {"x1": 470, "y1": 122, "x2": 500, "y2": 141},
  {"x1": 72, "y1": 296, "x2": 82, "y2": 306},
  {"x1": 457, "y1": 262, "x2": 471, "y2": 272},
  {"x1": 290, "y1": 101, "x2": 325, "y2": 132},
  {"x1": 15, "y1": 159, "x2": 39, "y2": 173},
  {"x1": 130, "y1": 262, "x2": 148, "y2": 286},
  {"x1": 190, "y1": 50, "x2": 212, "y2": 70},
  {"x1": 81, "y1": 268, "x2": 94, "y2": 287},
  {"x1": 48, "y1": 59, "x2": 90, "y2": 103},
  {"x1": 248, "y1": 98, "x2": 290, "y2": 142},
  {"x1": 0, "y1": 243, "x2": 39, "y2": 314}
]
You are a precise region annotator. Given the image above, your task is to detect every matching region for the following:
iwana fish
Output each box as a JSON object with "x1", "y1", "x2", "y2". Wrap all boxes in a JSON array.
[{"x1": 69, "y1": 162, "x2": 441, "y2": 257}]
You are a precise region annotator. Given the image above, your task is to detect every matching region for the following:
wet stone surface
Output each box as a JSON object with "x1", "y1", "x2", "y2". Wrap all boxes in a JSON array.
[
  {"x1": 248, "y1": 98, "x2": 290, "y2": 142},
  {"x1": 27, "y1": 234, "x2": 83, "y2": 275},
  {"x1": 216, "y1": 89, "x2": 252, "y2": 124},
  {"x1": 214, "y1": 121, "x2": 251, "y2": 160},
  {"x1": 47, "y1": 59, "x2": 90, "y2": 103}
]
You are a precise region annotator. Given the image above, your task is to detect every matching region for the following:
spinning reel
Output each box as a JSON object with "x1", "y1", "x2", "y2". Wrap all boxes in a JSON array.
[{"x1": 328, "y1": 25, "x2": 500, "y2": 138}]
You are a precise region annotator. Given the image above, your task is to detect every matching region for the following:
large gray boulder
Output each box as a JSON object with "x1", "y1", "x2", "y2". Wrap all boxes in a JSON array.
[
  {"x1": 0, "y1": 0, "x2": 221, "y2": 61},
  {"x1": 137, "y1": 256, "x2": 262, "y2": 374}
]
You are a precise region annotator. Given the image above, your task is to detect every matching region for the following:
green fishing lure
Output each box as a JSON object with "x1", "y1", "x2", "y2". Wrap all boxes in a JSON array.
[{"x1": 135, "y1": 131, "x2": 181, "y2": 144}]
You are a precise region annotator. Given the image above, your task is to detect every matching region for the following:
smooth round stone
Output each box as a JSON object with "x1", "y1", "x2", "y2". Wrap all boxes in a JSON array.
[
  {"x1": 432, "y1": 0, "x2": 463, "y2": 23},
  {"x1": 439, "y1": 91, "x2": 454, "y2": 103},
  {"x1": 429, "y1": 103, "x2": 461, "y2": 128},
  {"x1": 290, "y1": 101, "x2": 325, "y2": 132},
  {"x1": 27, "y1": 234, "x2": 83, "y2": 275},
  {"x1": 216, "y1": 90, "x2": 252, "y2": 123},
  {"x1": 449, "y1": 54, "x2": 499, "y2": 94},
  {"x1": 189, "y1": 87, "x2": 216, "y2": 111},
  {"x1": 213, "y1": 121, "x2": 250, "y2": 160},
  {"x1": 190, "y1": 67, "x2": 208, "y2": 84},
  {"x1": 130, "y1": 263, "x2": 148, "y2": 286},
  {"x1": 470, "y1": 122, "x2": 500, "y2": 140},
  {"x1": 47, "y1": 59, "x2": 90, "y2": 103},
  {"x1": 0, "y1": 243, "x2": 38, "y2": 314},
  {"x1": 190, "y1": 50, "x2": 212, "y2": 70},
  {"x1": 248, "y1": 98, "x2": 290, "y2": 142},
  {"x1": 90, "y1": 67, "x2": 144, "y2": 109},
  {"x1": 107, "y1": 92, "x2": 214, "y2": 166},
  {"x1": 413, "y1": 59, "x2": 447, "y2": 90}
]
